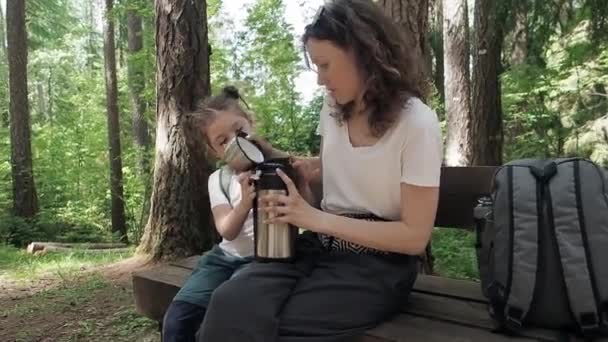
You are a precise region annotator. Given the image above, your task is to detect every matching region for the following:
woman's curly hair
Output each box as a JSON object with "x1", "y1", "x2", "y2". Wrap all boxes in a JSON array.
[{"x1": 302, "y1": 0, "x2": 428, "y2": 137}]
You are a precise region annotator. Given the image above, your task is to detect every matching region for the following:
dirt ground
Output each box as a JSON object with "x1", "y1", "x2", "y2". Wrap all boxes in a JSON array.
[{"x1": 0, "y1": 256, "x2": 161, "y2": 342}]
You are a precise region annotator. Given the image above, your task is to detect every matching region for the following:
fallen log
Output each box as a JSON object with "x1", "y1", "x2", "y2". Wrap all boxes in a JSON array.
[
  {"x1": 26, "y1": 242, "x2": 128, "y2": 254},
  {"x1": 33, "y1": 247, "x2": 131, "y2": 256}
]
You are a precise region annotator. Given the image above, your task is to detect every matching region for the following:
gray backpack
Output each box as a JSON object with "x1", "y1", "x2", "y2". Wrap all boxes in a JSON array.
[{"x1": 475, "y1": 158, "x2": 608, "y2": 337}]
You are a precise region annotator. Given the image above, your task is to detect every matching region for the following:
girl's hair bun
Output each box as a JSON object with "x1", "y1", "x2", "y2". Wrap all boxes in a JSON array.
[{"x1": 222, "y1": 85, "x2": 240, "y2": 100}]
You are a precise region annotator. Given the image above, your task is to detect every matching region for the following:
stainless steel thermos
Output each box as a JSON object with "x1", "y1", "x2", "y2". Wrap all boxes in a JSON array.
[{"x1": 253, "y1": 160, "x2": 298, "y2": 262}]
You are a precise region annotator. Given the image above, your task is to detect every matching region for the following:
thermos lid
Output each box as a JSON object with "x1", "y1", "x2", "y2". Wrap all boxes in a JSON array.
[
  {"x1": 255, "y1": 161, "x2": 293, "y2": 190},
  {"x1": 224, "y1": 131, "x2": 265, "y2": 168}
]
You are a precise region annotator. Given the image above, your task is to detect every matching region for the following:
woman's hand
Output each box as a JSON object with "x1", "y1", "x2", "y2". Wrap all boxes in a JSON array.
[
  {"x1": 236, "y1": 171, "x2": 255, "y2": 211},
  {"x1": 291, "y1": 157, "x2": 321, "y2": 188},
  {"x1": 260, "y1": 168, "x2": 320, "y2": 229}
]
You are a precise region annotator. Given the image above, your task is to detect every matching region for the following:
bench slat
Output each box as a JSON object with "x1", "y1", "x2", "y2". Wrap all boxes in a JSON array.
[
  {"x1": 359, "y1": 313, "x2": 538, "y2": 342},
  {"x1": 413, "y1": 274, "x2": 486, "y2": 303},
  {"x1": 170, "y1": 255, "x2": 199, "y2": 270},
  {"x1": 404, "y1": 291, "x2": 584, "y2": 341}
]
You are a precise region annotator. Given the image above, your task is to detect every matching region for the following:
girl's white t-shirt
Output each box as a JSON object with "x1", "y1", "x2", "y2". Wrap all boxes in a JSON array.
[
  {"x1": 318, "y1": 96, "x2": 443, "y2": 221},
  {"x1": 208, "y1": 169, "x2": 254, "y2": 257}
]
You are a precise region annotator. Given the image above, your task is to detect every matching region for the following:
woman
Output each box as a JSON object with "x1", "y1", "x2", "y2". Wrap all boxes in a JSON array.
[{"x1": 197, "y1": 0, "x2": 443, "y2": 341}]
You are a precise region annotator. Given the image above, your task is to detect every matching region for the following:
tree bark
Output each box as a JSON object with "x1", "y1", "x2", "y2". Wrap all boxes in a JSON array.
[
  {"x1": 379, "y1": 0, "x2": 434, "y2": 274},
  {"x1": 87, "y1": 0, "x2": 98, "y2": 71},
  {"x1": 443, "y1": 0, "x2": 472, "y2": 166},
  {"x1": 138, "y1": 0, "x2": 213, "y2": 260},
  {"x1": 103, "y1": 0, "x2": 128, "y2": 243},
  {"x1": 0, "y1": 4, "x2": 8, "y2": 127},
  {"x1": 471, "y1": 0, "x2": 504, "y2": 166},
  {"x1": 127, "y1": 9, "x2": 151, "y2": 174},
  {"x1": 0, "y1": 4, "x2": 6, "y2": 58},
  {"x1": 510, "y1": 0, "x2": 528, "y2": 65},
  {"x1": 430, "y1": 0, "x2": 444, "y2": 104},
  {"x1": 379, "y1": 0, "x2": 431, "y2": 79},
  {"x1": 36, "y1": 82, "x2": 46, "y2": 120},
  {"x1": 7, "y1": 0, "x2": 38, "y2": 218}
]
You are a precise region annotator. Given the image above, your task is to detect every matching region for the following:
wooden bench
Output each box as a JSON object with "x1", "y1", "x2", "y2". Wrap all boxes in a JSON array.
[{"x1": 132, "y1": 166, "x2": 600, "y2": 341}]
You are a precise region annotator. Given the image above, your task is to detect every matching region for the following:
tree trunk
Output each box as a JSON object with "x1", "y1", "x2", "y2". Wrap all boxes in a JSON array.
[
  {"x1": 510, "y1": 0, "x2": 528, "y2": 65},
  {"x1": 7, "y1": 0, "x2": 38, "y2": 218},
  {"x1": 0, "y1": 4, "x2": 9, "y2": 127},
  {"x1": 443, "y1": 0, "x2": 472, "y2": 166},
  {"x1": 138, "y1": 0, "x2": 213, "y2": 260},
  {"x1": 379, "y1": 0, "x2": 434, "y2": 274},
  {"x1": 430, "y1": 0, "x2": 444, "y2": 104},
  {"x1": 471, "y1": 0, "x2": 504, "y2": 166},
  {"x1": 379, "y1": 0, "x2": 431, "y2": 79},
  {"x1": 87, "y1": 0, "x2": 97, "y2": 71},
  {"x1": 127, "y1": 9, "x2": 151, "y2": 175},
  {"x1": 0, "y1": 4, "x2": 6, "y2": 58},
  {"x1": 36, "y1": 82, "x2": 46, "y2": 120},
  {"x1": 103, "y1": 0, "x2": 128, "y2": 243}
]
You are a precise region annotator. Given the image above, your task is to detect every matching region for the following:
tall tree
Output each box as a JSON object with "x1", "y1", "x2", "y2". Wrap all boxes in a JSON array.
[
  {"x1": 379, "y1": 0, "x2": 431, "y2": 79},
  {"x1": 430, "y1": 0, "x2": 444, "y2": 103},
  {"x1": 0, "y1": 4, "x2": 5, "y2": 59},
  {"x1": 138, "y1": 0, "x2": 213, "y2": 260},
  {"x1": 379, "y1": 0, "x2": 434, "y2": 274},
  {"x1": 510, "y1": 0, "x2": 528, "y2": 65},
  {"x1": 470, "y1": 0, "x2": 505, "y2": 165},
  {"x1": 0, "y1": 4, "x2": 8, "y2": 127},
  {"x1": 103, "y1": 0, "x2": 128, "y2": 242},
  {"x1": 126, "y1": 6, "x2": 151, "y2": 174},
  {"x1": 443, "y1": 0, "x2": 472, "y2": 166},
  {"x1": 7, "y1": 0, "x2": 38, "y2": 217},
  {"x1": 87, "y1": 0, "x2": 99, "y2": 71}
]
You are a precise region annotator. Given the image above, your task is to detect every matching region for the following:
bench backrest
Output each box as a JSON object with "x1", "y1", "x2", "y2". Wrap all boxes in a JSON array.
[
  {"x1": 309, "y1": 166, "x2": 497, "y2": 230},
  {"x1": 435, "y1": 166, "x2": 497, "y2": 229}
]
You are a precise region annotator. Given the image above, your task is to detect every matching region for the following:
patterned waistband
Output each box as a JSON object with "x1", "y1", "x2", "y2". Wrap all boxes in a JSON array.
[{"x1": 317, "y1": 213, "x2": 390, "y2": 255}]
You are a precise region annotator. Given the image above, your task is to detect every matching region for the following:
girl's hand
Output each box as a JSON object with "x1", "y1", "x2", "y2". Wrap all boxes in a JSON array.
[
  {"x1": 236, "y1": 171, "x2": 255, "y2": 211},
  {"x1": 260, "y1": 168, "x2": 320, "y2": 229}
]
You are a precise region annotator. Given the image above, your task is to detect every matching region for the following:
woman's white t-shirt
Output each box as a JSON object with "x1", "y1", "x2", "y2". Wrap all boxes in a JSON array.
[
  {"x1": 318, "y1": 96, "x2": 443, "y2": 221},
  {"x1": 208, "y1": 169, "x2": 254, "y2": 257}
]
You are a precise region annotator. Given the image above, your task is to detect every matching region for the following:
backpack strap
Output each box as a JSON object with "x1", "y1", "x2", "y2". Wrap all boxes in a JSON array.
[
  {"x1": 547, "y1": 159, "x2": 602, "y2": 334},
  {"x1": 500, "y1": 164, "x2": 542, "y2": 330},
  {"x1": 219, "y1": 166, "x2": 234, "y2": 208}
]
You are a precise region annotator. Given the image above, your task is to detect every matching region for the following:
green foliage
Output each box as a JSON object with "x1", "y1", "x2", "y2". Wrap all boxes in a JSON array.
[
  {"x1": 208, "y1": 0, "x2": 318, "y2": 155},
  {"x1": 26, "y1": 0, "x2": 78, "y2": 50},
  {"x1": 431, "y1": 228, "x2": 479, "y2": 281},
  {"x1": 502, "y1": 8, "x2": 608, "y2": 165},
  {"x1": 0, "y1": 0, "x2": 152, "y2": 247}
]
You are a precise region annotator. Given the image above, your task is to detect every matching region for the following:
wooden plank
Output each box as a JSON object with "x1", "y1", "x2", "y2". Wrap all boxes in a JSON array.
[
  {"x1": 413, "y1": 275, "x2": 486, "y2": 303},
  {"x1": 132, "y1": 265, "x2": 192, "y2": 322},
  {"x1": 170, "y1": 255, "x2": 199, "y2": 270},
  {"x1": 359, "y1": 313, "x2": 538, "y2": 342},
  {"x1": 403, "y1": 291, "x2": 583, "y2": 342},
  {"x1": 435, "y1": 166, "x2": 497, "y2": 229}
]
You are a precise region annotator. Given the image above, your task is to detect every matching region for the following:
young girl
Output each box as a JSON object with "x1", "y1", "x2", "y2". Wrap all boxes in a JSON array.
[{"x1": 162, "y1": 86, "x2": 259, "y2": 342}]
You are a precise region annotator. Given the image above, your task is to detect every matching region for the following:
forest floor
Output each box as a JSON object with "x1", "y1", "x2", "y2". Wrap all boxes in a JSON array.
[
  {"x1": 0, "y1": 246, "x2": 161, "y2": 342},
  {"x1": 0, "y1": 228, "x2": 477, "y2": 341}
]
